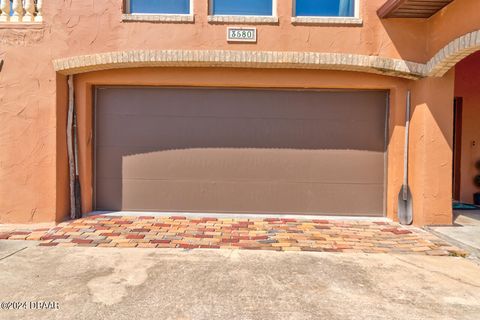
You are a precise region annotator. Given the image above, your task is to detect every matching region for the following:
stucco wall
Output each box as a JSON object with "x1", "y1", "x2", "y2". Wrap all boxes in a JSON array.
[
  {"x1": 409, "y1": 71, "x2": 455, "y2": 225},
  {"x1": 455, "y1": 51, "x2": 480, "y2": 204},
  {"x1": 427, "y1": 0, "x2": 480, "y2": 59},
  {"x1": 0, "y1": 0, "x2": 477, "y2": 224}
]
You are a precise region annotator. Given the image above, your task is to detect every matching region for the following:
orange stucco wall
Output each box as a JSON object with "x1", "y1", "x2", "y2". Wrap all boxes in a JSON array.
[
  {"x1": 455, "y1": 51, "x2": 480, "y2": 204},
  {"x1": 409, "y1": 70, "x2": 455, "y2": 225},
  {"x1": 0, "y1": 0, "x2": 478, "y2": 224},
  {"x1": 426, "y1": 0, "x2": 480, "y2": 59}
]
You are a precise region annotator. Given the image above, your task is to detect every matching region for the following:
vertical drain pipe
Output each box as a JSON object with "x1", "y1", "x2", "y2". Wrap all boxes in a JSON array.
[
  {"x1": 67, "y1": 75, "x2": 78, "y2": 220},
  {"x1": 73, "y1": 106, "x2": 82, "y2": 217}
]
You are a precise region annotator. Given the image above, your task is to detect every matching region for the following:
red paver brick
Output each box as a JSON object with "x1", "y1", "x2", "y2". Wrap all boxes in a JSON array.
[
  {"x1": 153, "y1": 223, "x2": 171, "y2": 227},
  {"x1": 312, "y1": 220, "x2": 330, "y2": 224},
  {"x1": 150, "y1": 240, "x2": 171, "y2": 244},
  {"x1": 201, "y1": 218, "x2": 218, "y2": 222},
  {"x1": 115, "y1": 221, "x2": 133, "y2": 225},
  {"x1": 170, "y1": 216, "x2": 187, "y2": 220},
  {"x1": 221, "y1": 238, "x2": 239, "y2": 243},
  {"x1": 251, "y1": 235, "x2": 269, "y2": 240},
  {"x1": 126, "y1": 234, "x2": 145, "y2": 239},
  {"x1": 392, "y1": 229, "x2": 413, "y2": 235},
  {"x1": 71, "y1": 239, "x2": 93, "y2": 244}
]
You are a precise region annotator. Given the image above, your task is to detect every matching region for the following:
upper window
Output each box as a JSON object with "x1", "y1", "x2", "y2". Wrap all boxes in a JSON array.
[
  {"x1": 129, "y1": 0, "x2": 191, "y2": 14},
  {"x1": 211, "y1": 0, "x2": 273, "y2": 16},
  {"x1": 295, "y1": 0, "x2": 355, "y2": 17}
]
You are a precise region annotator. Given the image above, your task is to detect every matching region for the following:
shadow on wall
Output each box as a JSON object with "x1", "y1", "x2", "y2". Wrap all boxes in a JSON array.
[{"x1": 93, "y1": 87, "x2": 388, "y2": 214}]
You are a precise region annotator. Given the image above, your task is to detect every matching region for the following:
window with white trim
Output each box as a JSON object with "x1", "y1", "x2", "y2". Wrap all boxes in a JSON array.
[
  {"x1": 294, "y1": 0, "x2": 357, "y2": 17},
  {"x1": 211, "y1": 0, "x2": 274, "y2": 16},
  {"x1": 127, "y1": 0, "x2": 192, "y2": 15}
]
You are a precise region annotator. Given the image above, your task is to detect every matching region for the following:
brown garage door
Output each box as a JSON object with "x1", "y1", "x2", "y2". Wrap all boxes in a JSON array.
[{"x1": 95, "y1": 87, "x2": 387, "y2": 216}]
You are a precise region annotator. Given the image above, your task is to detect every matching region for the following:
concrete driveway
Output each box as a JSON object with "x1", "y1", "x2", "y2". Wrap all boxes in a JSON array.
[
  {"x1": 0, "y1": 241, "x2": 479, "y2": 320},
  {"x1": 429, "y1": 211, "x2": 480, "y2": 259}
]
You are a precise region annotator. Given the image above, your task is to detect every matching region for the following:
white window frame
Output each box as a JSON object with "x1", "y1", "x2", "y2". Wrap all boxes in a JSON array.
[
  {"x1": 123, "y1": 0, "x2": 194, "y2": 23},
  {"x1": 208, "y1": 0, "x2": 278, "y2": 24},
  {"x1": 292, "y1": 0, "x2": 362, "y2": 26}
]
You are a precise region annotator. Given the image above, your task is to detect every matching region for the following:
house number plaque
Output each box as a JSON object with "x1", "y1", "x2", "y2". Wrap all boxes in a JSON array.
[{"x1": 227, "y1": 27, "x2": 257, "y2": 43}]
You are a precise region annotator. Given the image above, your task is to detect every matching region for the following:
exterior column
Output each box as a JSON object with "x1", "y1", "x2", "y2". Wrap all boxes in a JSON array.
[
  {"x1": 409, "y1": 69, "x2": 455, "y2": 225},
  {"x1": 35, "y1": 0, "x2": 42, "y2": 22},
  {"x1": 10, "y1": 0, "x2": 24, "y2": 22},
  {"x1": 23, "y1": 0, "x2": 35, "y2": 22},
  {"x1": 0, "y1": 0, "x2": 10, "y2": 22}
]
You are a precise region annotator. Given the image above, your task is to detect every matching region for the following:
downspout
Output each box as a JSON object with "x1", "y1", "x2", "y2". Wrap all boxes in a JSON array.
[
  {"x1": 73, "y1": 102, "x2": 82, "y2": 216},
  {"x1": 67, "y1": 75, "x2": 81, "y2": 220}
]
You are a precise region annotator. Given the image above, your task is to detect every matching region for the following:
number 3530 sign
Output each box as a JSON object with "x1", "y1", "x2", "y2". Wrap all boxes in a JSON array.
[{"x1": 227, "y1": 27, "x2": 257, "y2": 43}]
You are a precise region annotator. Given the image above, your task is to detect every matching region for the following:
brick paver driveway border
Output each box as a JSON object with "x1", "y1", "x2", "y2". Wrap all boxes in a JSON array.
[{"x1": 0, "y1": 216, "x2": 468, "y2": 256}]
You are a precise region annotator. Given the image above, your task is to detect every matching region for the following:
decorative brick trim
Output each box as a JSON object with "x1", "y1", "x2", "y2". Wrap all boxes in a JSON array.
[
  {"x1": 291, "y1": 17, "x2": 363, "y2": 26},
  {"x1": 426, "y1": 30, "x2": 480, "y2": 77},
  {"x1": 52, "y1": 50, "x2": 425, "y2": 79},
  {"x1": 207, "y1": 15, "x2": 279, "y2": 24},
  {"x1": 122, "y1": 14, "x2": 194, "y2": 23}
]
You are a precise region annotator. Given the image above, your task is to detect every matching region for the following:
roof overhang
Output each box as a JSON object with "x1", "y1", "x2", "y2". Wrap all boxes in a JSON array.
[{"x1": 378, "y1": 0, "x2": 454, "y2": 19}]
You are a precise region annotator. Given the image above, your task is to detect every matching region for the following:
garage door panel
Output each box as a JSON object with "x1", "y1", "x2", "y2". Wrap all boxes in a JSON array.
[
  {"x1": 96, "y1": 147, "x2": 384, "y2": 183},
  {"x1": 97, "y1": 114, "x2": 385, "y2": 152},
  {"x1": 95, "y1": 87, "x2": 387, "y2": 216},
  {"x1": 97, "y1": 88, "x2": 386, "y2": 122},
  {"x1": 96, "y1": 178, "x2": 384, "y2": 216}
]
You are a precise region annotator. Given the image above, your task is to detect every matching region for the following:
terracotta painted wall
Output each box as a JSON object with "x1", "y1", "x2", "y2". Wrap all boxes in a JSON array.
[
  {"x1": 0, "y1": 0, "x2": 478, "y2": 224},
  {"x1": 455, "y1": 51, "x2": 480, "y2": 204},
  {"x1": 0, "y1": 0, "x2": 424, "y2": 224},
  {"x1": 427, "y1": 0, "x2": 480, "y2": 59},
  {"x1": 409, "y1": 70, "x2": 455, "y2": 225}
]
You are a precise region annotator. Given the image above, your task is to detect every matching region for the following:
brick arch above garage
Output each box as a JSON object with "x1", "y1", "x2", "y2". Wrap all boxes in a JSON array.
[
  {"x1": 426, "y1": 30, "x2": 480, "y2": 77},
  {"x1": 52, "y1": 49, "x2": 426, "y2": 80}
]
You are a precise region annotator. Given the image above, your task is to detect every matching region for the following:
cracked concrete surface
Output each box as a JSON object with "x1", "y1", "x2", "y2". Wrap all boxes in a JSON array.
[{"x1": 0, "y1": 241, "x2": 479, "y2": 320}]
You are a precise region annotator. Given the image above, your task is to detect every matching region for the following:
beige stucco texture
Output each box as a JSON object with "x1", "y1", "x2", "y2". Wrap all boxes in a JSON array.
[{"x1": 1, "y1": 0, "x2": 480, "y2": 224}]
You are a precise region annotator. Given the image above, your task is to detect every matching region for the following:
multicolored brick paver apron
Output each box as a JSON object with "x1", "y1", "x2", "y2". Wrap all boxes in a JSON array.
[{"x1": 0, "y1": 216, "x2": 467, "y2": 256}]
